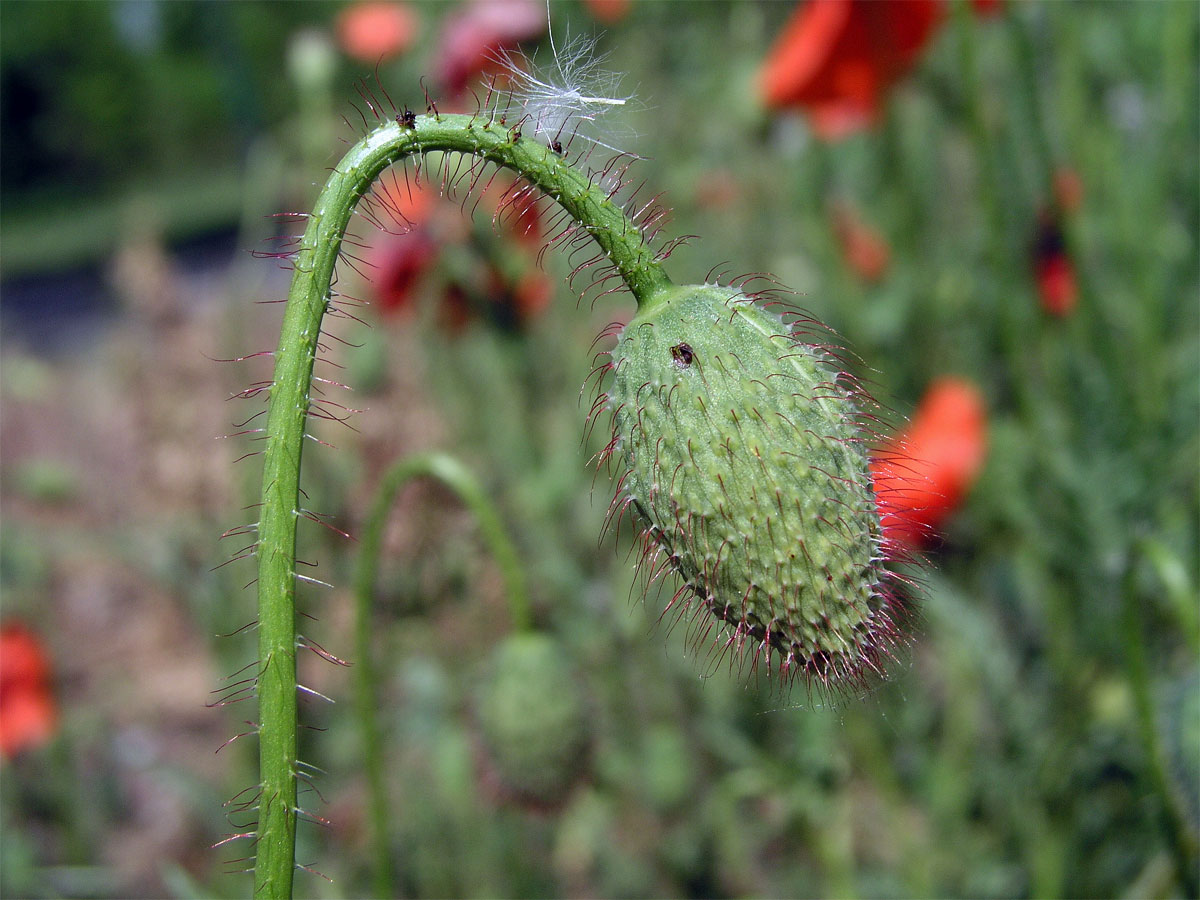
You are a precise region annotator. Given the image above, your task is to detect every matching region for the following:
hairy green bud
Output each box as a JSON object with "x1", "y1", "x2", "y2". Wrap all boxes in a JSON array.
[
  {"x1": 475, "y1": 633, "x2": 590, "y2": 805},
  {"x1": 603, "y1": 284, "x2": 906, "y2": 693}
]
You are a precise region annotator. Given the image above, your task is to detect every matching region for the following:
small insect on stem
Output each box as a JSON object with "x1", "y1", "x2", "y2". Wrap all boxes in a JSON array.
[
  {"x1": 670, "y1": 343, "x2": 694, "y2": 367},
  {"x1": 396, "y1": 107, "x2": 417, "y2": 128}
]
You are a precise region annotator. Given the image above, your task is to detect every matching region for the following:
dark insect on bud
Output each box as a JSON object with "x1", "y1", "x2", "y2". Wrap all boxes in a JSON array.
[{"x1": 397, "y1": 108, "x2": 417, "y2": 129}]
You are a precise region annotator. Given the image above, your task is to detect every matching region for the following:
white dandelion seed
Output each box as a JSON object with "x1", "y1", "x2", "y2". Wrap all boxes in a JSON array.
[{"x1": 492, "y1": 26, "x2": 640, "y2": 157}]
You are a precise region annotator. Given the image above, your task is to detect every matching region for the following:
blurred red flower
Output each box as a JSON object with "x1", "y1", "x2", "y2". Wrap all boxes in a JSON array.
[
  {"x1": 336, "y1": 1, "x2": 419, "y2": 63},
  {"x1": 759, "y1": 0, "x2": 945, "y2": 139},
  {"x1": 443, "y1": 266, "x2": 552, "y2": 333},
  {"x1": 583, "y1": 0, "x2": 631, "y2": 24},
  {"x1": 365, "y1": 179, "x2": 440, "y2": 313},
  {"x1": 831, "y1": 199, "x2": 890, "y2": 282},
  {"x1": 1053, "y1": 166, "x2": 1084, "y2": 215},
  {"x1": 363, "y1": 176, "x2": 551, "y2": 332},
  {"x1": 1032, "y1": 210, "x2": 1077, "y2": 317},
  {"x1": 491, "y1": 182, "x2": 544, "y2": 250},
  {"x1": 0, "y1": 623, "x2": 57, "y2": 760},
  {"x1": 871, "y1": 377, "x2": 987, "y2": 546},
  {"x1": 436, "y1": 0, "x2": 547, "y2": 97}
]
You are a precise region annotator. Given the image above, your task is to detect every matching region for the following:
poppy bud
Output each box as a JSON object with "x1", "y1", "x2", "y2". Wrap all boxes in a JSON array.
[
  {"x1": 606, "y1": 284, "x2": 905, "y2": 691},
  {"x1": 475, "y1": 633, "x2": 590, "y2": 806}
]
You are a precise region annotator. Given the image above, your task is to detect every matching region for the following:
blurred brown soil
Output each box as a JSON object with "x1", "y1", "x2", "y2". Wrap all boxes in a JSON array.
[{"x1": 0, "y1": 232, "x2": 448, "y2": 895}]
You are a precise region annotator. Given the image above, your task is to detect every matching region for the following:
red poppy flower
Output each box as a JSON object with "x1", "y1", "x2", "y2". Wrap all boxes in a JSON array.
[
  {"x1": 363, "y1": 175, "x2": 551, "y2": 332},
  {"x1": 1032, "y1": 210, "x2": 1077, "y2": 317},
  {"x1": 831, "y1": 199, "x2": 890, "y2": 282},
  {"x1": 336, "y1": 1, "x2": 419, "y2": 63},
  {"x1": 871, "y1": 377, "x2": 987, "y2": 546},
  {"x1": 1, "y1": 623, "x2": 57, "y2": 760},
  {"x1": 759, "y1": 0, "x2": 945, "y2": 139},
  {"x1": 442, "y1": 266, "x2": 552, "y2": 333},
  {"x1": 364, "y1": 179, "x2": 440, "y2": 312},
  {"x1": 583, "y1": 0, "x2": 631, "y2": 24},
  {"x1": 436, "y1": 0, "x2": 547, "y2": 97}
]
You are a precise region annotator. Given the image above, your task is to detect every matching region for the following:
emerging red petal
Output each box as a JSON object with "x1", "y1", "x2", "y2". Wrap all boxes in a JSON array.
[{"x1": 871, "y1": 377, "x2": 987, "y2": 546}]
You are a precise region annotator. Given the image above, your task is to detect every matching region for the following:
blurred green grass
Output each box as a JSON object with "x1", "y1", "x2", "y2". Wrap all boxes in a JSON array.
[{"x1": 1, "y1": 1, "x2": 1197, "y2": 898}]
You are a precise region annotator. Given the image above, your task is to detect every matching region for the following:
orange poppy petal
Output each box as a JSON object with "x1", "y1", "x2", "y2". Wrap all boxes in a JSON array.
[
  {"x1": 760, "y1": 0, "x2": 855, "y2": 109},
  {"x1": 337, "y1": 1, "x2": 419, "y2": 63},
  {"x1": 760, "y1": 0, "x2": 944, "y2": 138},
  {"x1": 872, "y1": 377, "x2": 987, "y2": 545}
]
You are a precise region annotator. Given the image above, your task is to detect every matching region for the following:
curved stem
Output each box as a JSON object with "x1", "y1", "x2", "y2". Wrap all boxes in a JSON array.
[
  {"x1": 253, "y1": 113, "x2": 672, "y2": 898},
  {"x1": 354, "y1": 451, "x2": 530, "y2": 897}
]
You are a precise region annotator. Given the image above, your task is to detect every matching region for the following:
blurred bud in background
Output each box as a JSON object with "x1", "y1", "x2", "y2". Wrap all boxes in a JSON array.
[
  {"x1": 473, "y1": 633, "x2": 591, "y2": 809},
  {"x1": 830, "y1": 198, "x2": 891, "y2": 283}
]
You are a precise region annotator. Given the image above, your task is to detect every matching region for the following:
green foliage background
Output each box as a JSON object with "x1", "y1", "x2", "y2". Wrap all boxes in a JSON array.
[{"x1": 1, "y1": 1, "x2": 1196, "y2": 898}]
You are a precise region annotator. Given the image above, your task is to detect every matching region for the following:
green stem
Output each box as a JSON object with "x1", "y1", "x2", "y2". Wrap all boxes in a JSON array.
[
  {"x1": 252, "y1": 113, "x2": 672, "y2": 898},
  {"x1": 1121, "y1": 547, "x2": 1200, "y2": 897},
  {"x1": 952, "y1": 0, "x2": 1033, "y2": 417},
  {"x1": 354, "y1": 452, "x2": 530, "y2": 897}
]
